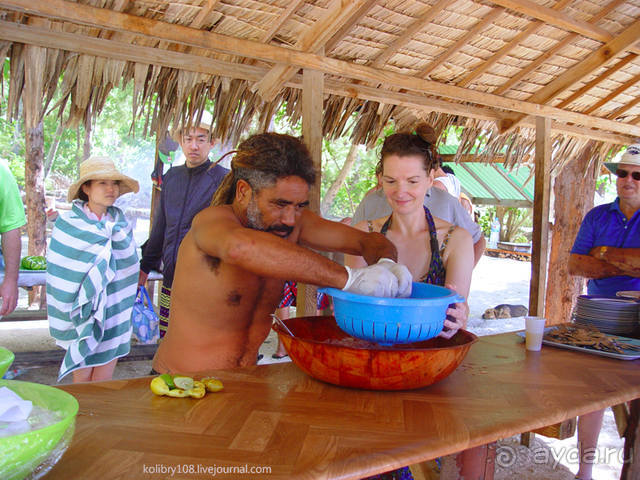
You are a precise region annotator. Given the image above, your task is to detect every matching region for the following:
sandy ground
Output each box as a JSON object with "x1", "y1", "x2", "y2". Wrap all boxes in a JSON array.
[{"x1": 0, "y1": 255, "x2": 625, "y2": 479}]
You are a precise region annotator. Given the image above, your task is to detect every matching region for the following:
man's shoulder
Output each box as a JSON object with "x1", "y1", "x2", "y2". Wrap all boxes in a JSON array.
[
  {"x1": 193, "y1": 203, "x2": 236, "y2": 225},
  {"x1": 162, "y1": 164, "x2": 187, "y2": 181},
  {"x1": 583, "y1": 202, "x2": 616, "y2": 220},
  {"x1": 206, "y1": 163, "x2": 230, "y2": 181}
]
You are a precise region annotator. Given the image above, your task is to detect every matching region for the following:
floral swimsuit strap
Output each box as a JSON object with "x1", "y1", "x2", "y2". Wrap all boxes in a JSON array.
[{"x1": 378, "y1": 206, "x2": 450, "y2": 287}]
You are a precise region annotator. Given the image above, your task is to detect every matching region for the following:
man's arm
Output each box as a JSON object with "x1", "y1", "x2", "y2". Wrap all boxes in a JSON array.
[
  {"x1": 192, "y1": 207, "x2": 350, "y2": 289},
  {"x1": 0, "y1": 228, "x2": 21, "y2": 315},
  {"x1": 588, "y1": 246, "x2": 640, "y2": 276},
  {"x1": 472, "y1": 236, "x2": 486, "y2": 267},
  {"x1": 568, "y1": 253, "x2": 626, "y2": 279},
  {"x1": 139, "y1": 191, "x2": 167, "y2": 285},
  {"x1": 297, "y1": 210, "x2": 397, "y2": 265}
]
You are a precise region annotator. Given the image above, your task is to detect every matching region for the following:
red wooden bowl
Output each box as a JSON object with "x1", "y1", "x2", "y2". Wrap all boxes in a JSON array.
[{"x1": 273, "y1": 316, "x2": 477, "y2": 390}]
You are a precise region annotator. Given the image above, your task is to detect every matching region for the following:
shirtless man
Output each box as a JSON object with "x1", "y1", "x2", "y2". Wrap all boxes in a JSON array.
[{"x1": 152, "y1": 133, "x2": 411, "y2": 374}]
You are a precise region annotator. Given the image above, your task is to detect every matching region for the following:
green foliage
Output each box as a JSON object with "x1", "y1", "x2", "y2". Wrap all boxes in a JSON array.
[
  {"x1": 1, "y1": 70, "x2": 156, "y2": 206},
  {"x1": 477, "y1": 205, "x2": 532, "y2": 243},
  {"x1": 477, "y1": 206, "x2": 496, "y2": 237},
  {"x1": 0, "y1": 116, "x2": 24, "y2": 184},
  {"x1": 595, "y1": 173, "x2": 617, "y2": 200}
]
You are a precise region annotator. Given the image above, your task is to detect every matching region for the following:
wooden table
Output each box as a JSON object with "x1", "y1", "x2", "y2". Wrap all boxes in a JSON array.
[{"x1": 47, "y1": 332, "x2": 640, "y2": 479}]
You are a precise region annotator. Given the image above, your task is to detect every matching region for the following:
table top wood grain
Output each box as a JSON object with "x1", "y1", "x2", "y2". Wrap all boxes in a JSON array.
[{"x1": 47, "y1": 332, "x2": 640, "y2": 479}]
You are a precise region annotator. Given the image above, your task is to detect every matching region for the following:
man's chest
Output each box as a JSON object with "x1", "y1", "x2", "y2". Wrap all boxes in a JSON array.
[{"x1": 592, "y1": 214, "x2": 640, "y2": 248}]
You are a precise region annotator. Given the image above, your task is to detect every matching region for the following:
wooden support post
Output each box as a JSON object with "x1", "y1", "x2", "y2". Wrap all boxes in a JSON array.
[
  {"x1": 298, "y1": 66, "x2": 324, "y2": 317},
  {"x1": 146, "y1": 134, "x2": 165, "y2": 304},
  {"x1": 529, "y1": 117, "x2": 551, "y2": 317}
]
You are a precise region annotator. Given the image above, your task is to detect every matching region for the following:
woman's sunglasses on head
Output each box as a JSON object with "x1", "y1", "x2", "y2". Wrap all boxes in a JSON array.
[{"x1": 615, "y1": 169, "x2": 640, "y2": 181}]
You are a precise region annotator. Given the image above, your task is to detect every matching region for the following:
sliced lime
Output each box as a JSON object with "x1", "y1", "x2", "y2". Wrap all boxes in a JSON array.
[
  {"x1": 172, "y1": 375, "x2": 194, "y2": 390},
  {"x1": 160, "y1": 373, "x2": 176, "y2": 389}
]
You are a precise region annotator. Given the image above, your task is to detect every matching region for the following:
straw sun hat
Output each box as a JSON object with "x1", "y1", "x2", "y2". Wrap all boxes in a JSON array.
[
  {"x1": 67, "y1": 156, "x2": 139, "y2": 202},
  {"x1": 605, "y1": 143, "x2": 640, "y2": 173}
]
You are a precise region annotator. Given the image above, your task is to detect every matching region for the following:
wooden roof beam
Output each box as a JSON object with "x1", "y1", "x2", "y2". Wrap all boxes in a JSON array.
[
  {"x1": 498, "y1": 19, "x2": 640, "y2": 133},
  {"x1": 582, "y1": 72, "x2": 640, "y2": 116},
  {"x1": 191, "y1": 0, "x2": 218, "y2": 29},
  {"x1": 2, "y1": 0, "x2": 640, "y2": 139},
  {"x1": 457, "y1": 0, "x2": 572, "y2": 88},
  {"x1": 324, "y1": 0, "x2": 381, "y2": 54},
  {"x1": 0, "y1": 19, "x2": 634, "y2": 146},
  {"x1": 485, "y1": 0, "x2": 640, "y2": 55},
  {"x1": 321, "y1": 79, "x2": 634, "y2": 144},
  {"x1": 493, "y1": 0, "x2": 626, "y2": 96},
  {"x1": 371, "y1": 0, "x2": 450, "y2": 69},
  {"x1": 472, "y1": 197, "x2": 532, "y2": 208},
  {"x1": 260, "y1": 0, "x2": 305, "y2": 43},
  {"x1": 607, "y1": 97, "x2": 640, "y2": 121},
  {"x1": 252, "y1": 0, "x2": 369, "y2": 102},
  {"x1": 556, "y1": 53, "x2": 637, "y2": 109},
  {"x1": 418, "y1": 7, "x2": 504, "y2": 78}
]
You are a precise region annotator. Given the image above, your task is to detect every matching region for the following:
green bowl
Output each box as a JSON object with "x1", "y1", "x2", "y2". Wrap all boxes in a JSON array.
[
  {"x1": 0, "y1": 380, "x2": 79, "y2": 480},
  {"x1": 0, "y1": 347, "x2": 14, "y2": 377}
]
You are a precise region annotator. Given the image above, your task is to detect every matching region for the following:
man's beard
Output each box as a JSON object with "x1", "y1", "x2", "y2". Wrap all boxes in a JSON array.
[{"x1": 246, "y1": 195, "x2": 293, "y2": 238}]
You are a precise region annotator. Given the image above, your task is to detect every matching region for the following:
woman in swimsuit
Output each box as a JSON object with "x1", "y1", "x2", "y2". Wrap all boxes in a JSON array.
[{"x1": 346, "y1": 123, "x2": 473, "y2": 339}]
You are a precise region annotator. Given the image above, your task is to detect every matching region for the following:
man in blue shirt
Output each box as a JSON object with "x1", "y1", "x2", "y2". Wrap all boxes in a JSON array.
[
  {"x1": 568, "y1": 143, "x2": 640, "y2": 480},
  {"x1": 569, "y1": 143, "x2": 640, "y2": 295}
]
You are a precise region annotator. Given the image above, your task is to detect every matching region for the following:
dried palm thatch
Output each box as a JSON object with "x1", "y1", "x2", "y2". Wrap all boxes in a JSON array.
[{"x1": 0, "y1": 0, "x2": 639, "y2": 173}]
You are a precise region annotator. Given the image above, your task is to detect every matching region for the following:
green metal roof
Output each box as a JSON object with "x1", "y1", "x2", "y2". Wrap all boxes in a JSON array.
[
  {"x1": 435, "y1": 145, "x2": 534, "y2": 207},
  {"x1": 443, "y1": 162, "x2": 534, "y2": 207}
]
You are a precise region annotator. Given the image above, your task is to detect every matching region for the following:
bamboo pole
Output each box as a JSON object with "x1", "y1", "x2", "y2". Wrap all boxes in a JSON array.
[
  {"x1": 529, "y1": 117, "x2": 551, "y2": 317},
  {"x1": 297, "y1": 66, "x2": 324, "y2": 317}
]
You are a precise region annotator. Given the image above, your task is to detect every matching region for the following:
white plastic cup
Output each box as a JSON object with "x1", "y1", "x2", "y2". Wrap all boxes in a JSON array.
[{"x1": 525, "y1": 316, "x2": 546, "y2": 351}]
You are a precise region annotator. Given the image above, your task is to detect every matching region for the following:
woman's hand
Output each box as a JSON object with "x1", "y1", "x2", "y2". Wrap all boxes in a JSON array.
[
  {"x1": 439, "y1": 301, "x2": 468, "y2": 339},
  {"x1": 439, "y1": 282, "x2": 469, "y2": 339}
]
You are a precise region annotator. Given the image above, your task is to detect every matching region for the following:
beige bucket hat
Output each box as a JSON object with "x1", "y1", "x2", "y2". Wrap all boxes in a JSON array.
[
  {"x1": 605, "y1": 143, "x2": 640, "y2": 173},
  {"x1": 67, "y1": 156, "x2": 139, "y2": 202},
  {"x1": 173, "y1": 110, "x2": 214, "y2": 140}
]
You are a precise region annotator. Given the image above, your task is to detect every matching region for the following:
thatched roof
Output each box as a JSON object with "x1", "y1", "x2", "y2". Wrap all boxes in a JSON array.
[{"x1": 1, "y1": 0, "x2": 640, "y2": 170}]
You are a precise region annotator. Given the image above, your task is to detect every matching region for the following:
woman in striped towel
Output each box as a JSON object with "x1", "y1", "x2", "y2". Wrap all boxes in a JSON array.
[{"x1": 46, "y1": 156, "x2": 140, "y2": 382}]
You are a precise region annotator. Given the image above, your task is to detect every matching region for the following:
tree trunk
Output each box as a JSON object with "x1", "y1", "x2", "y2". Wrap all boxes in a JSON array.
[
  {"x1": 320, "y1": 142, "x2": 359, "y2": 217},
  {"x1": 544, "y1": 142, "x2": 598, "y2": 325},
  {"x1": 23, "y1": 44, "x2": 47, "y2": 308},
  {"x1": 24, "y1": 124, "x2": 46, "y2": 308}
]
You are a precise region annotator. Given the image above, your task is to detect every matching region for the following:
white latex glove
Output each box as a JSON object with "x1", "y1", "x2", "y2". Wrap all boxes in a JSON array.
[
  {"x1": 342, "y1": 264, "x2": 399, "y2": 297},
  {"x1": 376, "y1": 258, "x2": 413, "y2": 298}
]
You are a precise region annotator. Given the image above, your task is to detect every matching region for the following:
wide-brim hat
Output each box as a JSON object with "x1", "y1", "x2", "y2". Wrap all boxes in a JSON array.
[
  {"x1": 67, "y1": 156, "x2": 139, "y2": 202},
  {"x1": 605, "y1": 143, "x2": 640, "y2": 173}
]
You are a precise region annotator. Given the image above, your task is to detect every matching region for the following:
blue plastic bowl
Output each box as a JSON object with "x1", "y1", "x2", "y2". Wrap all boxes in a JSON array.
[{"x1": 319, "y1": 282, "x2": 464, "y2": 345}]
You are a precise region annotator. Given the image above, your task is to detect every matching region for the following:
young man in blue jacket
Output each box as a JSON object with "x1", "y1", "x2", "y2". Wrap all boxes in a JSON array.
[{"x1": 139, "y1": 114, "x2": 229, "y2": 337}]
